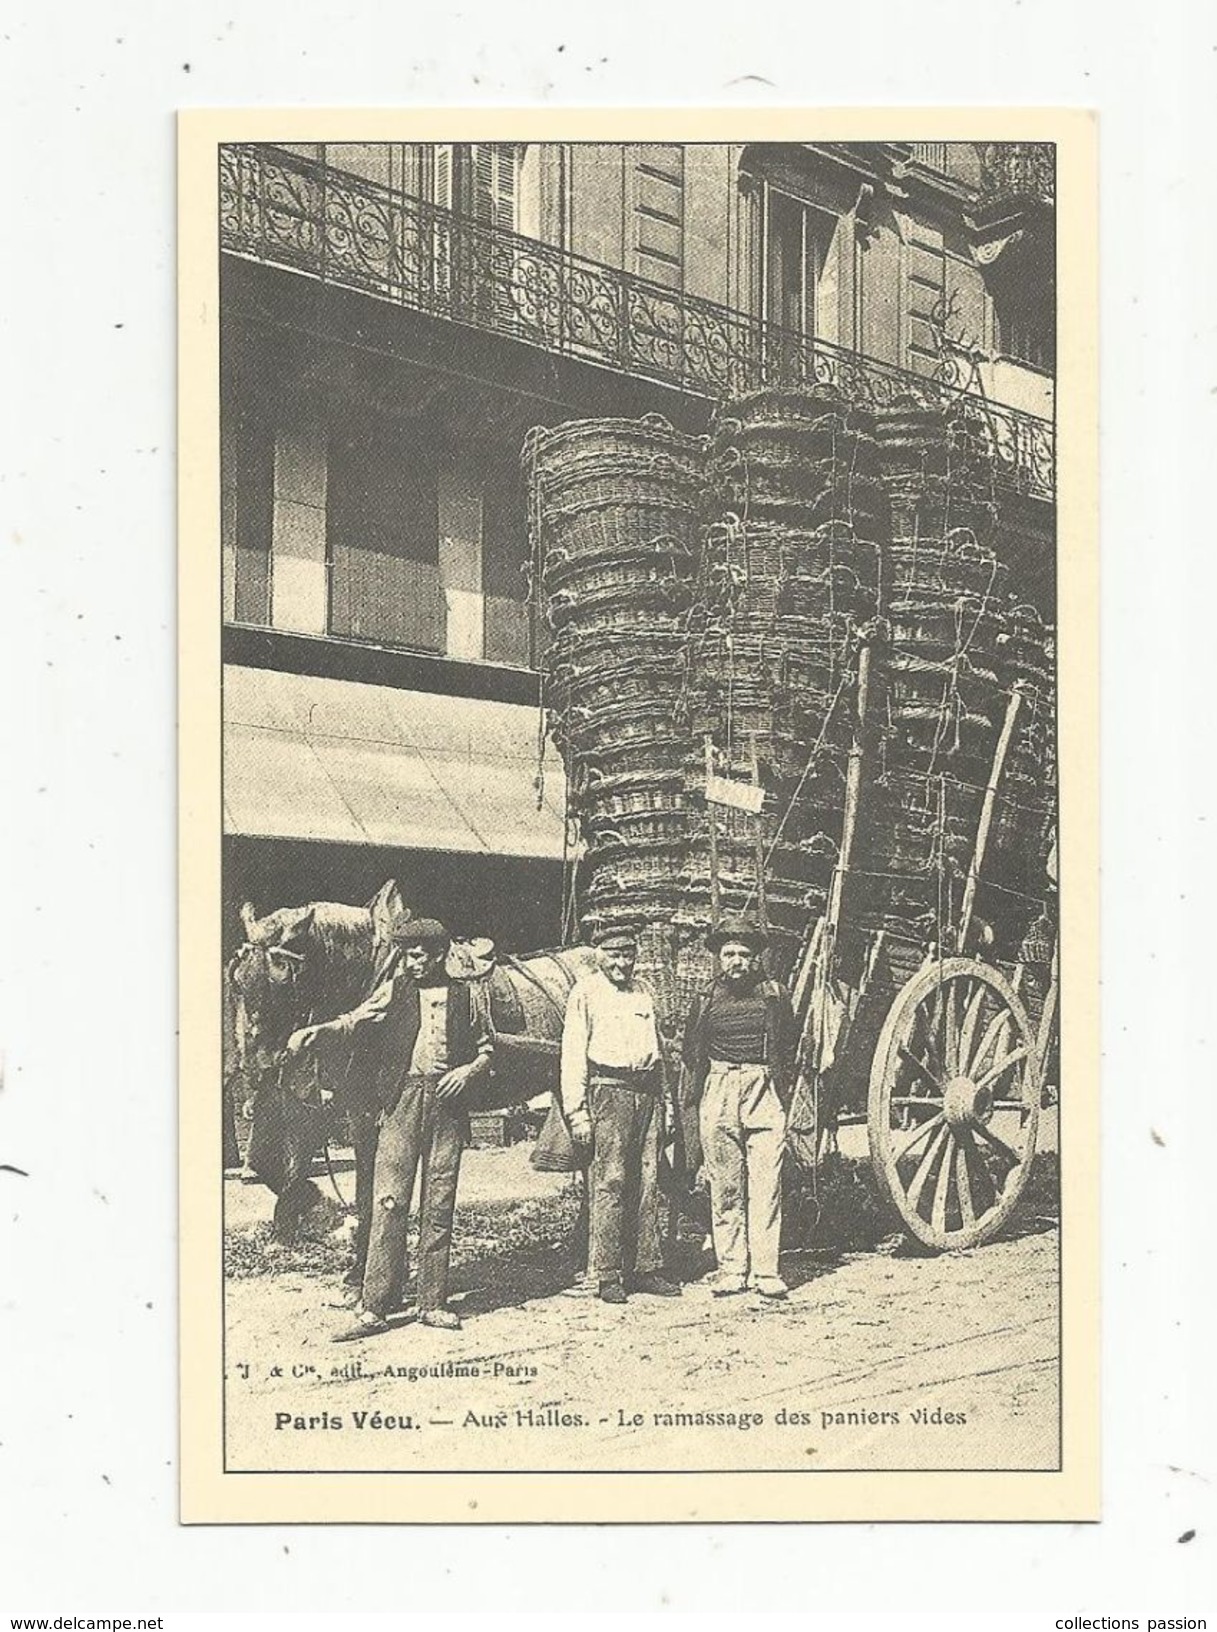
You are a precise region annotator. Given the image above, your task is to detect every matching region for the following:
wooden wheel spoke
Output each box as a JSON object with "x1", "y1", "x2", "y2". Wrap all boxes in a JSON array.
[
  {"x1": 957, "y1": 981, "x2": 987, "y2": 1077},
  {"x1": 943, "y1": 981, "x2": 962, "y2": 1076},
  {"x1": 976, "y1": 1044, "x2": 1031, "y2": 1092},
  {"x1": 905, "y1": 1122, "x2": 950, "y2": 1213},
  {"x1": 971, "y1": 1118, "x2": 1023, "y2": 1171},
  {"x1": 894, "y1": 1110, "x2": 944, "y2": 1164},
  {"x1": 870, "y1": 955, "x2": 1040, "y2": 1252},
  {"x1": 930, "y1": 1134, "x2": 955, "y2": 1234},
  {"x1": 954, "y1": 1137, "x2": 977, "y2": 1232},
  {"x1": 921, "y1": 987, "x2": 948, "y2": 1080},
  {"x1": 970, "y1": 1006, "x2": 1013, "y2": 1077},
  {"x1": 961, "y1": 1129, "x2": 998, "y2": 1213},
  {"x1": 897, "y1": 1042, "x2": 945, "y2": 1095}
]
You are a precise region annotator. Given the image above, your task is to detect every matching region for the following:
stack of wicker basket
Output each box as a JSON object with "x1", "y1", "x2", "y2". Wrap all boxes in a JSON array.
[
  {"x1": 522, "y1": 414, "x2": 708, "y2": 1023},
  {"x1": 524, "y1": 392, "x2": 1056, "y2": 1022},
  {"x1": 859, "y1": 401, "x2": 1054, "y2": 949},
  {"x1": 678, "y1": 385, "x2": 888, "y2": 983}
]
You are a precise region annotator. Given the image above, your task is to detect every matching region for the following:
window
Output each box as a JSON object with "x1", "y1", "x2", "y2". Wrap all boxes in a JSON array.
[
  {"x1": 763, "y1": 189, "x2": 840, "y2": 344},
  {"x1": 471, "y1": 143, "x2": 518, "y2": 231},
  {"x1": 326, "y1": 421, "x2": 535, "y2": 668},
  {"x1": 481, "y1": 459, "x2": 533, "y2": 668},
  {"x1": 435, "y1": 143, "x2": 454, "y2": 209},
  {"x1": 432, "y1": 143, "x2": 518, "y2": 227},
  {"x1": 993, "y1": 282, "x2": 1055, "y2": 371},
  {"x1": 327, "y1": 416, "x2": 443, "y2": 651},
  {"x1": 221, "y1": 409, "x2": 273, "y2": 625},
  {"x1": 432, "y1": 144, "x2": 521, "y2": 327}
]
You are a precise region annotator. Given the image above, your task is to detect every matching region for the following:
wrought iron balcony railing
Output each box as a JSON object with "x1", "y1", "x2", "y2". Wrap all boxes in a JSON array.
[{"x1": 220, "y1": 144, "x2": 1054, "y2": 500}]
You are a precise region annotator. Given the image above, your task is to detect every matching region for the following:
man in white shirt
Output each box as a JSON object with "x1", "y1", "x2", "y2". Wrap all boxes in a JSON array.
[{"x1": 561, "y1": 927, "x2": 681, "y2": 1304}]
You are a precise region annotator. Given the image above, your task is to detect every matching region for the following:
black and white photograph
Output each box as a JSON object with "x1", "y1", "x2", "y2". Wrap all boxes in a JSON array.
[
  {"x1": 11, "y1": 0, "x2": 1217, "y2": 1607},
  {"x1": 180, "y1": 113, "x2": 1096, "y2": 1521}
]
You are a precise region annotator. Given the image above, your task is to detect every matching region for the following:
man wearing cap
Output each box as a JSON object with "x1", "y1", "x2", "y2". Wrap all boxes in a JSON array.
[
  {"x1": 682, "y1": 917, "x2": 797, "y2": 1300},
  {"x1": 560, "y1": 927, "x2": 681, "y2": 1304},
  {"x1": 286, "y1": 916, "x2": 493, "y2": 1339}
]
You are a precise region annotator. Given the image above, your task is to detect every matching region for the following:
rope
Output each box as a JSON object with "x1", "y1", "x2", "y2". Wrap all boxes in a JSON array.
[{"x1": 759, "y1": 667, "x2": 853, "y2": 871}]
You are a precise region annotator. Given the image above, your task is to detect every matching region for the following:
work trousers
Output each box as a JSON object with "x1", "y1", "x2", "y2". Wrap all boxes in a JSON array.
[
  {"x1": 588, "y1": 1076, "x2": 663, "y2": 1285},
  {"x1": 362, "y1": 1074, "x2": 466, "y2": 1317},
  {"x1": 699, "y1": 1061, "x2": 786, "y2": 1282}
]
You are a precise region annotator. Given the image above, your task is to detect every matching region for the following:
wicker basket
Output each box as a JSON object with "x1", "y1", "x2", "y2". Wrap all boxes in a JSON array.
[
  {"x1": 721, "y1": 385, "x2": 865, "y2": 434},
  {"x1": 576, "y1": 782, "x2": 689, "y2": 822},
  {"x1": 524, "y1": 414, "x2": 706, "y2": 489},
  {"x1": 708, "y1": 467, "x2": 889, "y2": 531},
  {"x1": 886, "y1": 538, "x2": 1007, "y2": 603},
  {"x1": 541, "y1": 535, "x2": 694, "y2": 591},
  {"x1": 541, "y1": 489, "x2": 699, "y2": 559},
  {"x1": 545, "y1": 574, "x2": 692, "y2": 631},
  {"x1": 712, "y1": 414, "x2": 881, "y2": 464}
]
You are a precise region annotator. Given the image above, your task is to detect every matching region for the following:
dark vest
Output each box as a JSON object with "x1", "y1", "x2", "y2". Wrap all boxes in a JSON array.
[{"x1": 365, "y1": 977, "x2": 481, "y2": 1112}]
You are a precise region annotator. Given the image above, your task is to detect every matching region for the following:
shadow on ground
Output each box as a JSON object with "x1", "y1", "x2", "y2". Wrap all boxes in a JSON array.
[{"x1": 225, "y1": 1150, "x2": 1060, "y2": 1299}]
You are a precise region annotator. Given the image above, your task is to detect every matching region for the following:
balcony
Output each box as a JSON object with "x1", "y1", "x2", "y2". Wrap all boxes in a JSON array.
[{"x1": 220, "y1": 143, "x2": 1054, "y2": 501}]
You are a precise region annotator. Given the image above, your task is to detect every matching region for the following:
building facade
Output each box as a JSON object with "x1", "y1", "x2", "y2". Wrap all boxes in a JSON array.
[{"x1": 218, "y1": 139, "x2": 1055, "y2": 953}]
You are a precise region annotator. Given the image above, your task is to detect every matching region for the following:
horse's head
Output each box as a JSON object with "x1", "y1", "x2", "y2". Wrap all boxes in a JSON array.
[{"x1": 227, "y1": 903, "x2": 317, "y2": 1085}]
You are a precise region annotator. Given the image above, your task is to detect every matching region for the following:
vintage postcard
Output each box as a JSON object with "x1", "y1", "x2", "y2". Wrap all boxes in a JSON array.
[{"x1": 179, "y1": 108, "x2": 1098, "y2": 1523}]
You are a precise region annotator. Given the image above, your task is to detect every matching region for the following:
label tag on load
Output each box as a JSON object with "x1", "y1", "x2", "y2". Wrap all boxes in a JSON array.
[{"x1": 705, "y1": 774, "x2": 766, "y2": 814}]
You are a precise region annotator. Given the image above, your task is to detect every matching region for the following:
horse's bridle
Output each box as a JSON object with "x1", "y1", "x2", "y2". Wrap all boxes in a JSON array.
[{"x1": 227, "y1": 940, "x2": 311, "y2": 1074}]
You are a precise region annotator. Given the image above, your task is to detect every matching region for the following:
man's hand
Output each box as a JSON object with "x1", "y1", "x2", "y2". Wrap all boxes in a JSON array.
[
  {"x1": 435, "y1": 1062, "x2": 477, "y2": 1103},
  {"x1": 285, "y1": 1025, "x2": 321, "y2": 1057},
  {"x1": 568, "y1": 1107, "x2": 592, "y2": 1153}
]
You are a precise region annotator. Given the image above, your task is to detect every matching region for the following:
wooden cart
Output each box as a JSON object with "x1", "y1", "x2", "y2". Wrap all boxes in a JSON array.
[{"x1": 781, "y1": 648, "x2": 1060, "y2": 1252}]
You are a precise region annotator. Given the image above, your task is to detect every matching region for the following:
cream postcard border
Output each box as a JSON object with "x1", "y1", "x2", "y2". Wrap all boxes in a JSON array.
[{"x1": 178, "y1": 105, "x2": 1099, "y2": 1524}]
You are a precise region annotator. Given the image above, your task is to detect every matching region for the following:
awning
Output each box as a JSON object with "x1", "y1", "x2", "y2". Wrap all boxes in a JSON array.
[{"x1": 223, "y1": 665, "x2": 567, "y2": 860}]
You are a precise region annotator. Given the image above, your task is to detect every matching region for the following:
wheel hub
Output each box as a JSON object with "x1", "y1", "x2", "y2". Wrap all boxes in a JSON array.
[{"x1": 943, "y1": 1075, "x2": 991, "y2": 1131}]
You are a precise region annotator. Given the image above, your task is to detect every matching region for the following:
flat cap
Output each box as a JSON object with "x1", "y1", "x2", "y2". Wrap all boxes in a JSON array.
[
  {"x1": 389, "y1": 915, "x2": 450, "y2": 948},
  {"x1": 591, "y1": 926, "x2": 640, "y2": 950},
  {"x1": 706, "y1": 915, "x2": 769, "y2": 952}
]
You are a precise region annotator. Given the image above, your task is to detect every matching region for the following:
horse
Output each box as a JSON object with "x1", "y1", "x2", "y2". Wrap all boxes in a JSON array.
[
  {"x1": 227, "y1": 878, "x2": 605, "y2": 1278},
  {"x1": 227, "y1": 880, "x2": 404, "y2": 1269}
]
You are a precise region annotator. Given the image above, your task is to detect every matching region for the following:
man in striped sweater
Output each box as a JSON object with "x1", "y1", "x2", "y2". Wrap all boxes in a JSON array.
[{"x1": 682, "y1": 917, "x2": 797, "y2": 1300}]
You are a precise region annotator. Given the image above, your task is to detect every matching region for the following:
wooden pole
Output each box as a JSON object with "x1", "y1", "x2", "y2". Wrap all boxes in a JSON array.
[
  {"x1": 749, "y1": 733, "x2": 768, "y2": 931},
  {"x1": 958, "y1": 684, "x2": 1024, "y2": 953},
  {"x1": 790, "y1": 916, "x2": 824, "y2": 1035},
  {"x1": 828, "y1": 643, "x2": 872, "y2": 936},
  {"x1": 809, "y1": 640, "x2": 872, "y2": 1071},
  {"x1": 704, "y1": 734, "x2": 721, "y2": 927}
]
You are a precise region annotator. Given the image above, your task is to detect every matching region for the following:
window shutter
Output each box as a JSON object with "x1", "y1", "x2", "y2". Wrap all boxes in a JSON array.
[
  {"x1": 492, "y1": 144, "x2": 517, "y2": 232},
  {"x1": 434, "y1": 144, "x2": 454, "y2": 210},
  {"x1": 905, "y1": 222, "x2": 947, "y2": 379},
  {"x1": 472, "y1": 143, "x2": 494, "y2": 220},
  {"x1": 470, "y1": 143, "x2": 517, "y2": 230},
  {"x1": 632, "y1": 144, "x2": 685, "y2": 290}
]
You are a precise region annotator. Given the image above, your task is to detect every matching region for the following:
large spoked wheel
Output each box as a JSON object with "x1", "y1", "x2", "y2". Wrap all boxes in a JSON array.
[{"x1": 868, "y1": 956, "x2": 1041, "y2": 1251}]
